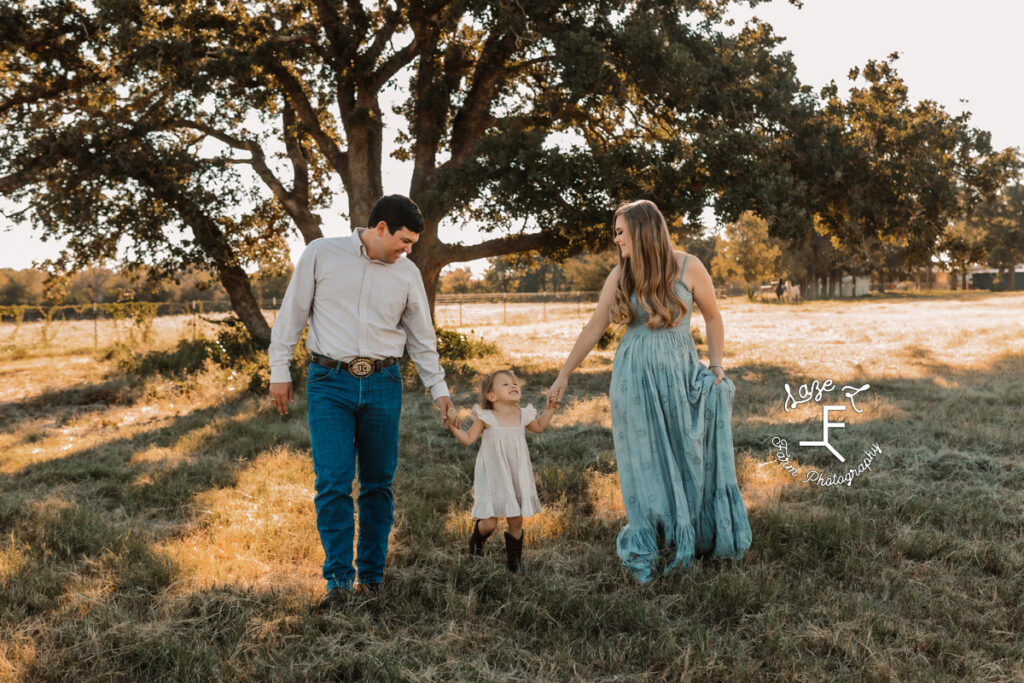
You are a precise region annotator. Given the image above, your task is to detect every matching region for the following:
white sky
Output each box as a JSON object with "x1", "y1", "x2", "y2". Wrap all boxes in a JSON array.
[{"x1": 3, "y1": 0, "x2": 1021, "y2": 271}]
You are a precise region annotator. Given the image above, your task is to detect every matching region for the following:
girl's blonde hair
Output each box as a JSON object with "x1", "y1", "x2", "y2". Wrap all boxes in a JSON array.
[
  {"x1": 480, "y1": 369, "x2": 518, "y2": 409},
  {"x1": 609, "y1": 200, "x2": 688, "y2": 330}
]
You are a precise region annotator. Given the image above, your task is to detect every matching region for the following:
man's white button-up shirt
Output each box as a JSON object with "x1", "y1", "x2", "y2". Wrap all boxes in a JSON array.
[{"x1": 268, "y1": 229, "x2": 449, "y2": 399}]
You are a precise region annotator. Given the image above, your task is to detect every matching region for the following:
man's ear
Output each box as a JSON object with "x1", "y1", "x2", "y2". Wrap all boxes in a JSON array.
[{"x1": 374, "y1": 220, "x2": 389, "y2": 236}]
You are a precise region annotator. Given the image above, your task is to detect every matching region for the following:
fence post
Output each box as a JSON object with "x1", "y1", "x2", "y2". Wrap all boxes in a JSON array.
[
  {"x1": 93, "y1": 303, "x2": 98, "y2": 349},
  {"x1": 503, "y1": 293, "x2": 508, "y2": 324},
  {"x1": 459, "y1": 295, "x2": 463, "y2": 326}
]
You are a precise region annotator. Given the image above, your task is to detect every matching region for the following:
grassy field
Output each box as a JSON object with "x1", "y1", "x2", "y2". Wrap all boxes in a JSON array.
[{"x1": 1, "y1": 292, "x2": 1023, "y2": 681}]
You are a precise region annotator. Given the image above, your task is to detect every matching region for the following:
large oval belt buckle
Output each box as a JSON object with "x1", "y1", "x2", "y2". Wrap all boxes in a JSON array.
[{"x1": 347, "y1": 357, "x2": 374, "y2": 378}]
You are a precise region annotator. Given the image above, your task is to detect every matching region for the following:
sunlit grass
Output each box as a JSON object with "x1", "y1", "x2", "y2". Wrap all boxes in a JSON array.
[{"x1": 1, "y1": 291, "x2": 1022, "y2": 679}]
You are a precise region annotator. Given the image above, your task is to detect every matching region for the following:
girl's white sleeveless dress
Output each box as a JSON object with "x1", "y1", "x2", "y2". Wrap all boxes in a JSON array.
[{"x1": 470, "y1": 404, "x2": 543, "y2": 519}]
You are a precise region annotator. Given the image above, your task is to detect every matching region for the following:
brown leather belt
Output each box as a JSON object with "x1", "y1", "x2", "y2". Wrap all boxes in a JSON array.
[{"x1": 311, "y1": 353, "x2": 398, "y2": 378}]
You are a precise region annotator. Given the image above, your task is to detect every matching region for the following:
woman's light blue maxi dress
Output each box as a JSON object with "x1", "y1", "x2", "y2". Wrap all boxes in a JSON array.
[{"x1": 610, "y1": 255, "x2": 752, "y2": 582}]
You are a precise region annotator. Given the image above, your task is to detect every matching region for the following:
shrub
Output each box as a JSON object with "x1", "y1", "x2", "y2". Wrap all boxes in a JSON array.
[
  {"x1": 596, "y1": 325, "x2": 624, "y2": 350},
  {"x1": 116, "y1": 339, "x2": 218, "y2": 377},
  {"x1": 116, "y1": 317, "x2": 267, "y2": 386},
  {"x1": 434, "y1": 327, "x2": 498, "y2": 360}
]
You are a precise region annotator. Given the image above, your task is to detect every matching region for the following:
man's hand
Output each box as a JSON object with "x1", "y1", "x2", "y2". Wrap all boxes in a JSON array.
[
  {"x1": 435, "y1": 396, "x2": 455, "y2": 428},
  {"x1": 445, "y1": 405, "x2": 460, "y2": 431},
  {"x1": 270, "y1": 381, "x2": 294, "y2": 415}
]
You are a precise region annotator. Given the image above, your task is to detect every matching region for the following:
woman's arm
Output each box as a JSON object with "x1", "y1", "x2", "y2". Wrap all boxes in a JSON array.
[
  {"x1": 448, "y1": 413, "x2": 485, "y2": 445},
  {"x1": 687, "y1": 257, "x2": 727, "y2": 385},
  {"x1": 547, "y1": 266, "x2": 620, "y2": 402}
]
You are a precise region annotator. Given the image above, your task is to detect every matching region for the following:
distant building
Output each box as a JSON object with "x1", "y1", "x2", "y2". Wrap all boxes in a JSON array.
[
  {"x1": 969, "y1": 266, "x2": 1024, "y2": 290},
  {"x1": 840, "y1": 275, "x2": 871, "y2": 297}
]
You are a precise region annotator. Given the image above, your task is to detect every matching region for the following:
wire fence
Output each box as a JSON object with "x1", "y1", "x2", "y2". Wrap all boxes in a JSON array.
[
  {"x1": 0, "y1": 293, "x2": 603, "y2": 348},
  {"x1": 0, "y1": 301, "x2": 241, "y2": 348},
  {"x1": 434, "y1": 291, "x2": 600, "y2": 326}
]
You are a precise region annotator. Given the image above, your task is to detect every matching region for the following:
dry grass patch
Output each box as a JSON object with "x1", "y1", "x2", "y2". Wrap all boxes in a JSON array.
[{"x1": 1, "y1": 291, "x2": 1022, "y2": 680}]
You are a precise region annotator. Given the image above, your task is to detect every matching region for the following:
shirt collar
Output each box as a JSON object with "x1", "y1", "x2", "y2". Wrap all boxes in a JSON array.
[{"x1": 349, "y1": 227, "x2": 385, "y2": 264}]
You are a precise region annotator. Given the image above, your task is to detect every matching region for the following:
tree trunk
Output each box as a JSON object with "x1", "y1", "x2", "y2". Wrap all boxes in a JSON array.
[
  {"x1": 143, "y1": 173, "x2": 272, "y2": 347},
  {"x1": 342, "y1": 99, "x2": 385, "y2": 230},
  {"x1": 409, "y1": 219, "x2": 451, "y2": 315},
  {"x1": 961, "y1": 271, "x2": 968, "y2": 290},
  {"x1": 218, "y1": 266, "x2": 273, "y2": 347}
]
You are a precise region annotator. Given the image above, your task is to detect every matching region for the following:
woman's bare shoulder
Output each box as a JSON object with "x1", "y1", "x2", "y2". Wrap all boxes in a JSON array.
[{"x1": 675, "y1": 250, "x2": 706, "y2": 271}]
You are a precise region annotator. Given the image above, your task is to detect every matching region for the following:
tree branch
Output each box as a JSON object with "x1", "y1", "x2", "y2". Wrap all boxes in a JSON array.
[
  {"x1": 448, "y1": 32, "x2": 519, "y2": 166},
  {"x1": 369, "y1": 35, "x2": 422, "y2": 90},
  {"x1": 166, "y1": 118, "x2": 251, "y2": 151},
  {"x1": 0, "y1": 73, "x2": 106, "y2": 115},
  {"x1": 0, "y1": 168, "x2": 37, "y2": 195},
  {"x1": 166, "y1": 117, "x2": 323, "y2": 243},
  {"x1": 282, "y1": 104, "x2": 309, "y2": 206},
  {"x1": 364, "y1": 5, "x2": 402, "y2": 67},
  {"x1": 448, "y1": 230, "x2": 549, "y2": 262},
  {"x1": 267, "y1": 63, "x2": 350, "y2": 185}
]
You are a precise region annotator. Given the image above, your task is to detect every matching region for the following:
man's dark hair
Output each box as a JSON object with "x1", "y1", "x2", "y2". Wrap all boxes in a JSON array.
[{"x1": 368, "y1": 195, "x2": 424, "y2": 234}]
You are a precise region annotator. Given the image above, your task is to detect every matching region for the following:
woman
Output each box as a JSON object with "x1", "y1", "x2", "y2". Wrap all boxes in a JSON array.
[{"x1": 548, "y1": 200, "x2": 751, "y2": 582}]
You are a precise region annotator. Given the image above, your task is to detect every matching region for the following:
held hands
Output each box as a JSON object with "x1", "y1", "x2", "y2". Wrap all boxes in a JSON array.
[
  {"x1": 545, "y1": 390, "x2": 561, "y2": 411},
  {"x1": 435, "y1": 396, "x2": 455, "y2": 429},
  {"x1": 444, "y1": 405, "x2": 460, "y2": 431},
  {"x1": 547, "y1": 376, "x2": 567, "y2": 407}
]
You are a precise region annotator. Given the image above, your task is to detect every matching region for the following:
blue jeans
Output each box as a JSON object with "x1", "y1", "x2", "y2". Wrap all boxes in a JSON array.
[{"x1": 305, "y1": 362, "x2": 403, "y2": 590}]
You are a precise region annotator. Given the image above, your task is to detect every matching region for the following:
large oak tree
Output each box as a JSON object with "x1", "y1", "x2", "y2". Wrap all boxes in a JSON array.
[{"x1": 3, "y1": 0, "x2": 820, "y2": 344}]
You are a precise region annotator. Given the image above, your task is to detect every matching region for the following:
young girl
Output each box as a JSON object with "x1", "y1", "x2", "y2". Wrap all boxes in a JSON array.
[{"x1": 446, "y1": 369, "x2": 559, "y2": 572}]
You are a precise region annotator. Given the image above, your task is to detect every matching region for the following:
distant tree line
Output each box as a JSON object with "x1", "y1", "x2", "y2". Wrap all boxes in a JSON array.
[
  {"x1": 0, "y1": 266, "x2": 291, "y2": 307},
  {"x1": 2, "y1": 2, "x2": 1020, "y2": 342}
]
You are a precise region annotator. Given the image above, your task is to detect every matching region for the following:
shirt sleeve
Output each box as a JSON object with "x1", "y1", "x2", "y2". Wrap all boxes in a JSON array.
[
  {"x1": 268, "y1": 241, "x2": 318, "y2": 384},
  {"x1": 400, "y1": 267, "x2": 449, "y2": 400}
]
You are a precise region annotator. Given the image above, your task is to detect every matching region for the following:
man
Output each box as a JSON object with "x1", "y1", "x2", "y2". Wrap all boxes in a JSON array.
[{"x1": 267, "y1": 195, "x2": 454, "y2": 611}]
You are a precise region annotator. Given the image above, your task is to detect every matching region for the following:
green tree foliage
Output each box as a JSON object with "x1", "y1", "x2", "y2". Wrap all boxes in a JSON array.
[
  {"x1": 562, "y1": 249, "x2": 617, "y2": 291},
  {"x1": 941, "y1": 220, "x2": 988, "y2": 290},
  {"x1": 712, "y1": 211, "x2": 781, "y2": 299},
  {"x1": 979, "y1": 183, "x2": 1024, "y2": 291},
  {"x1": 2, "y1": 0, "x2": 823, "y2": 334},
  {"x1": 806, "y1": 56, "x2": 1013, "y2": 267},
  {"x1": 0, "y1": 266, "x2": 292, "y2": 306},
  {"x1": 0, "y1": 269, "x2": 46, "y2": 305},
  {"x1": 437, "y1": 267, "x2": 481, "y2": 294},
  {"x1": 480, "y1": 249, "x2": 615, "y2": 293}
]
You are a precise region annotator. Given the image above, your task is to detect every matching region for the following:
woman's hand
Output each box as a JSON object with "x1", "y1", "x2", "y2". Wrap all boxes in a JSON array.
[
  {"x1": 709, "y1": 365, "x2": 725, "y2": 385},
  {"x1": 547, "y1": 376, "x2": 568, "y2": 406},
  {"x1": 545, "y1": 391, "x2": 561, "y2": 411}
]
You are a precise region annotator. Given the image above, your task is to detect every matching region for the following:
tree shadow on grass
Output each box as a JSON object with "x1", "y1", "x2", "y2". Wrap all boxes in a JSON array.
[
  {"x1": 0, "y1": 383, "x2": 312, "y2": 628},
  {"x1": 3, "y1": 350, "x2": 1022, "y2": 680},
  {"x1": 435, "y1": 350, "x2": 1024, "y2": 545},
  {"x1": 0, "y1": 375, "x2": 142, "y2": 433}
]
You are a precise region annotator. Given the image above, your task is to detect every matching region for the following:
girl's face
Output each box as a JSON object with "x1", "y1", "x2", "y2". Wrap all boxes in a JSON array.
[
  {"x1": 613, "y1": 216, "x2": 633, "y2": 259},
  {"x1": 487, "y1": 373, "x2": 521, "y2": 405}
]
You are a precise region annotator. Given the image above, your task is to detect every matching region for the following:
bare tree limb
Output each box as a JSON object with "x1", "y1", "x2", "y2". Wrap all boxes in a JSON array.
[{"x1": 448, "y1": 230, "x2": 550, "y2": 262}]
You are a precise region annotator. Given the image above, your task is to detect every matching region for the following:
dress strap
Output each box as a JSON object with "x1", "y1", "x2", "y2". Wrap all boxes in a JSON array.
[{"x1": 678, "y1": 253, "x2": 689, "y2": 284}]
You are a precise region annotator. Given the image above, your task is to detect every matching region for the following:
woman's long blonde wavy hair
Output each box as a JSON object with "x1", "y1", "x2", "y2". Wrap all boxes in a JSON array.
[{"x1": 609, "y1": 200, "x2": 688, "y2": 330}]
